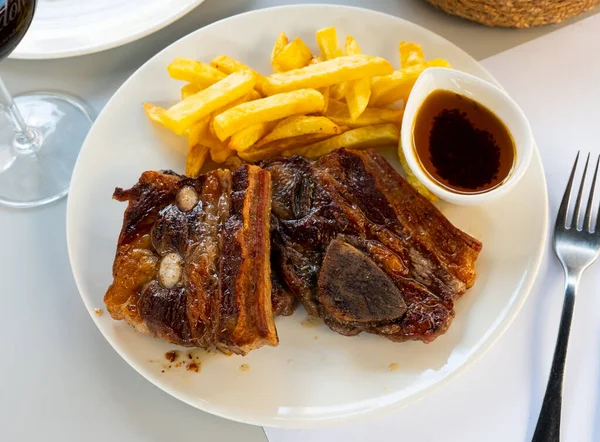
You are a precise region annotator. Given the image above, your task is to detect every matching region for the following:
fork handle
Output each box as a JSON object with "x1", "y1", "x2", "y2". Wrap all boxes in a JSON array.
[{"x1": 532, "y1": 275, "x2": 579, "y2": 442}]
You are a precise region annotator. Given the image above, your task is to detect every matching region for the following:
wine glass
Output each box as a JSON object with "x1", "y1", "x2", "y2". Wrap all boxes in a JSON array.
[{"x1": 0, "y1": 0, "x2": 94, "y2": 208}]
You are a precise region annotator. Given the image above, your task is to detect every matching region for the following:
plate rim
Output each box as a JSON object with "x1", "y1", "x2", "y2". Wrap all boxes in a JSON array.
[
  {"x1": 66, "y1": 4, "x2": 549, "y2": 428},
  {"x1": 10, "y1": 0, "x2": 206, "y2": 60}
]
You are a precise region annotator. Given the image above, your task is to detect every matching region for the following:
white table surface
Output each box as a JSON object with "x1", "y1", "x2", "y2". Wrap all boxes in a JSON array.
[{"x1": 1, "y1": 1, "x2": 599, "y2": 442}]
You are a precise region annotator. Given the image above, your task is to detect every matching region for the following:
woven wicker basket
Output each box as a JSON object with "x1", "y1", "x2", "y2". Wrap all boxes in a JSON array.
[{"x1": 426, "y1": 0, "x2": 600, "y2": 28}]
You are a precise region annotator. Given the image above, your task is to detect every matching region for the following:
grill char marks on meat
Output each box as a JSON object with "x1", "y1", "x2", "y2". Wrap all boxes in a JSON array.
[
  {"x1": 105, "y1": 165, "x2": 277, "y2": 355},
  {"x1": 262, "y1": 149, "x2": 482, "y2": 343}
]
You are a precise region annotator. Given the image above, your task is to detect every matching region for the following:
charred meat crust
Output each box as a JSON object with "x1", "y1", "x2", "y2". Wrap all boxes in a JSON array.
[
  {"x1": 105, "y1": 165, "x2": 277, "y2": 355},
  {"x1": 262, "y1": 148, "x2": 482, "y2": 343}
]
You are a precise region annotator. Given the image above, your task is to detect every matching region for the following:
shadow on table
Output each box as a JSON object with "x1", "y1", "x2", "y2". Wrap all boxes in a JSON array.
[
  {"x1": 593, "y1": 335, "x2": 600, "y2": 442},
  {"x1": 523, "y1": 252, "x2": 558, "y2": 441}
]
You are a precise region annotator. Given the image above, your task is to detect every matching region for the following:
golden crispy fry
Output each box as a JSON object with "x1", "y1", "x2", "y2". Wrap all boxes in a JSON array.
[
  {"x1": 143, "y1": 103, "x2": 168, "y2": 126},
  {"x1": 271, "y1": 32, "x2": 289, "y2": 72},
  {"x1": 181, "y1": 83, "x2": 201, "y2": 100},
  {"x1": 162, "y1": 70, "x2": 256, "y2": 135},
  {"x1": 187, "y1": 115, "x2": 211, "y2": 148},
  {"x1": 398, "y1": 145, "x2": 438, "y2": 202},
  {"x1": 186, "y1": 144, "x2": 210, "y2": 177},
  {"x1": 370, "y1": 65, "x2": 422, "y2": 107},
  {"x1": 369, "y1": 58, "x2": 451, "y2": 107},
  {"x1": 211, "y1": 145, "x2": 236, "y2": 163},
  {"x1": 306, "y1": 56, "x2": 330, "y2": 115},
  {"x1": 399, "y1": 42, "x2": 424, "y2": 68},
  {"x1": 315, "y1": 28, "x2": 348, "y2": 99},
  {"x1": 346, "y1": 78, "x2": 370, "y2": 120},
  {"x1": 168, "y1": 58, "x2": 226, "y2": 88},
  {"x1": 247, "y1": 90, "x2": 262, "y2": 101},
  {"x1": 425, "y1": 58, "x2": 452, "y2": 69},
  {"x1": 273, "y1": 38, "x2": 313, "y2": 72},
  {"x1": 316, "y1": 27, "x2": 342, "y2": 60},
  {"x1": 224, "y1": 155, "x2": 244, "y2": 170},
  {"x1": 344, "y1": 36, "x2": 361, "y2": 57},
  {"x1": 212, "y1": 89, "x2": 325, "y2": 141},
  {"x1": 256, "y1": 115, "x2": 340, "y2": 147},
  {"x1": 283, "y1": 123, "x2": 400, "y2": 158},
  {"x1": 204, "y1": 128, "x2": 228, "y2": 152},
  {"x1": 237, "y1": 133, "x2": 323, "y2": 163},
  {"x1": 344, "y1": 36, "x2": 370, "y2": 120},
  {"x1": 191, "y1": 94, "x2": 255, "y2": 146},
  {"x1": 325, "y1": 99, "x2": 403, "y2": 127},
  {"x1": 229, "y1": 121, "x2": 278, "y2": 152},
  {"x1": 263, "y1": 55, "x2": 393, "y2": 95},
  {"x1": 330, "y1": 82, "x2": 349, "y2": 100},
  {"x1": 318, "y1": 86, "x2": 330, "y2": 114},
  {"x1": 210, "y1": 55, "x2": 267, "y2": 96}
]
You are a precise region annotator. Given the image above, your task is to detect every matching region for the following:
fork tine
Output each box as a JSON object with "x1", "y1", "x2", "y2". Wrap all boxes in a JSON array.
[
  {"x1": 557, "y1": 152, "x2": 580, "y2": 228},
  {"x1": 585, "y1": 155, "x2": 599, "y2": 232},
  {"x1": 572, "y1": 153, "x2": 590, "y2": 229}
]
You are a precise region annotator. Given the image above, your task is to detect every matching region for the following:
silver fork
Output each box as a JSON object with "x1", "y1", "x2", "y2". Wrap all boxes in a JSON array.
[{"x1": 532, "y1": 153, "x2": 600, "y2": 442}]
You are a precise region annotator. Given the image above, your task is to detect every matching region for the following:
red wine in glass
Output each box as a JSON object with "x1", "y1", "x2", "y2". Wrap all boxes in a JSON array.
[
  {"x1": 0, "y1": 0, "x2": 35, "y2": 60},
  {"x1": 0, "y1": 0, "x2": 94, "y2": 208}
]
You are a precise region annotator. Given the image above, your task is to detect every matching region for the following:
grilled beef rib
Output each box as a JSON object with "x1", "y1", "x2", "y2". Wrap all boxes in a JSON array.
[
  {"x1": 263, "y1": 148, "x2": 482, "y2": 343},
  {"x1": 104, "y1": 165, "x2": 277, "y2": 355}
]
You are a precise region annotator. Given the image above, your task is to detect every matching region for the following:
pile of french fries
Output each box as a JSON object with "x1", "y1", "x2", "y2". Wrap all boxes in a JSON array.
[{"x1": 143, "y1": 27, "x2": 450, "y2": 200}]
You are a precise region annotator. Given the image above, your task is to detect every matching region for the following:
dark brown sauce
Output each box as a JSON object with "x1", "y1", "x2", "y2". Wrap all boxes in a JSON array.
[{"x1": 413, "y1": 90, "x2": 515, "y2": 194}]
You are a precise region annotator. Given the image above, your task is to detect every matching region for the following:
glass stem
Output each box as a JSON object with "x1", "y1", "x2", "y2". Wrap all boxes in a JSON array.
[{"x1": 0, "y1": 76, "x2": 38, "y2": 145}]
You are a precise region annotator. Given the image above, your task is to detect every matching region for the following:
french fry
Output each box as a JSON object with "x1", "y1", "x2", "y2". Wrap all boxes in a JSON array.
[
  {"x1": 211, "y1": 145, "x2": 236, "y2": 163},
  {"x1": 210, "y1": 55, "x2": 268, "y2": 96},
  {"x1": 346, "y1": 78, "x2": 371, "y2": 120},
  {"x1": 283, "y1": 123, "x2": 400, "y2": 158},
  {"x1": 143, "y1": 103, "x2": 168, "y2": 126},
  {"x1": 316, "y1": 27, "x2": 350, "y2": 100},
  {"x1": 398, "y1": 146, "x2": 438, "y2": 202},
  {"x1": 229, "y1": 121, "x2": 277, "y2": 152},
  {"x1": 237, "y1": 148, "x2": 272, "y2": 163},
  {"x1": 186, "y1": 144, "x2": 210, "y2": 177},
  {"x1": 272, "y1": 38, "x2": 313, "y2": 72},
  {"x1": 344, "y1": 36, "x2": 362, "y2": 58},
  {"x1": 188, "y1": 93, "x2": 256, "y2": 148},
  {"x1": 204, "y1": 128, "x2": 228, "y2": 152},
  {"x1": 344, "y1": 36, "x2": 370, "y2": 121},
  {"x1": 369, "y1": 58, "x2": 451, "y2": 107},
  {"x1": 318, "y1": 86, "x2": 330, "y2": 114},
  {"x1": 181, "y1": 83, "x2": 201, "y2": 99},
  {"x1": 307, "y1": 57, "x2": 330, "y2": 115},
  {"x1": 187, "y1": 115, "x2": 211, "y2": 148},
  {"x1": 224, "y1": 155, "x2": 244, "y2": 170},
  {"x1": 399, "y1": 42, "x2": 424, "y2": 68},
  {"x1": 162, "y1": 70, "x2": 256, "y2": 135},
  {"x1": 256, "y1": 115, "x2": 340, "y2": 147},
  {"x1": 263, "y1": 55, "x2": 393, "y2": 95},
  {"x1": 238, "y1": 131, "x2": 336, "y2": 162},
  {"x1": 212, "y1": 89, "x2": 325, "y2": 141},
  {"x1": 168, "y1": 58, "x2": 226, "y2": 88},
  {"x1": 370, "y1": 65, "x2": 422, "y2": 107},
  {"x1": 316, "y1": 27, "x2": 342, "y2": 60},
  {"x1": 271, "y1": 32, "x2": 289, "y2": 72},
  {"x1": 247, "y1": 90, "x2": 262, "y2": 101},
  {"x1": 325, "y1": 99, "x2": 403, "y2": 127}
]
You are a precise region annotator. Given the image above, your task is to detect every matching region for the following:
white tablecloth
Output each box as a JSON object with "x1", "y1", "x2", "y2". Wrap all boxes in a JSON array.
[
  {"x1": 1, "y1": 2, "x2": 599, "y2": 442},
  {"x1": 265, "y1": 13, "x2": 600, "y2": 442}
]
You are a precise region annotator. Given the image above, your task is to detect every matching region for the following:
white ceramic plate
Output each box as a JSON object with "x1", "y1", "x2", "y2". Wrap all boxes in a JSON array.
[
  {"x1": 67, "y1": 5, "x2": 548, "y2": 428},
  {"x1": 10, "y1": 0, "x2": 206, "y2": 59}
]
